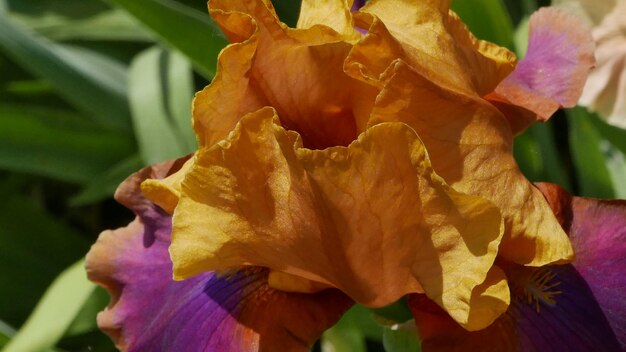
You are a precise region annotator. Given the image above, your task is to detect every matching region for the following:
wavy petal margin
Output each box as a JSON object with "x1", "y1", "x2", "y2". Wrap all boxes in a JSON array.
[
  {"x1": 166, "y1": 107, "x2": 507, "y2": 330},
  {"x1": 193, "y1": 0, "x2": 376, "y2": 149},
  {"x1": 345, "y1": 31, "x2": 573, "y2": 266},
  {"x1": 489, "y1": 7, "x2": 595, "y2": 134},
  {"x1": 408, "y1": 183, "x2": 626, "y2": 350},
  {"x1": 86, "y1": 160, "x2": 352, "y2": 351},
  {"x1": 355, "y1": 0, "x2": 517, "y2": 97}
]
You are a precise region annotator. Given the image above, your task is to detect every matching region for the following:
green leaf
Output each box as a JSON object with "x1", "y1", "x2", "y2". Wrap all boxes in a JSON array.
[
  {"x1": 513, "y1": 120, "x2": 571, "y2": 191},
  {"x1": 513, "y1": 16, "x2": 530, "y2": 57},
  {"x1": 514, "y1": 129, "x2": 543, "y2": 180},
  {"x1": 164, "y1": 48, "x2": 197, "y2": 152},
  {"x1": 272, "y1": 0, "x2": 301, "y2": 27},
  {"x1": 64, "y1": 287, "x2": 110, "y2": 337},
  {"x1": 371, "y1": 298, "x2": 413, "y2": 325},
  {"x1": 0, "y1": 320, "x2": 15, "y2": 348},
  {"x1": 382, "y1": 320, "x2": 421, "y2": 352},
  {"x1": 321, "y1": 310, "x2": 367, "y2": 352},
  {"x1": 8, "y1": 8, "x2": 153, "y2": 42},
  {"x1": 105, "y1": 0, "x2": 227, "y2": 79},
  {"x1": 529, "y1": 122, "x2": 572, "y2": 190},
  {"x1": 341, "y1": 305, "x2": 384, "y2": 342},
  {"x1": 129, "y1": 46, "x2": 195, "y2": 164},
  {"x1": 0, "y1": 105, "x2": 135, "y2": 183},
  {"x1": 451, "y1": 0, "x2": 515, "y2": 49},
  {"x1": 568, "y1": 107, "x2": 617, "y2": 198},
  {"x1": 0, "y1": 191, "x2": 89, "y2": 326},
  {"x1": 588, "y1": 111, "x2": 626, "y2": 157},
  {"x1": 0, "y1": 14, "x2": 132, "y2": 132},
  {"x1": 70, "y1": 154, "x2": 144, "y2": 205},
  {"x1": 3, "y1": 260, "x2": 95, "y2": 352}
]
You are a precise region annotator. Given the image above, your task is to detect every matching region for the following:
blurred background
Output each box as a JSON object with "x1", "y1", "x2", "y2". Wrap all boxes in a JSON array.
[{"x1": 0, "y1": 0, "x2": 624, "y2": 351}]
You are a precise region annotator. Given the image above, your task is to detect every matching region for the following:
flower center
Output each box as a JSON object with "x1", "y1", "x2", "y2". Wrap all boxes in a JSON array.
[{"x1": 524, "y1": 268, "x2": 562, "y2": 313}]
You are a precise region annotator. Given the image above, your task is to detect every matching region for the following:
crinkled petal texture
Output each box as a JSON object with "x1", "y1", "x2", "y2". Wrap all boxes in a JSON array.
[
  {"x1": 193, "y1": 0, "x2": 375, "y2": 150},
  {"x1": 489, "y1": 7, "x2": 595, "y2": 134},
  {"x1": 85, "y1": 161, "x2": 352, "y2": 352},
  {"x1": 190, "y1": 0, "x2": 572, "y2": 269},
  {"x1": 169, "y1": 108, "x2": 507, "y2": 330},
  {"x1": 537, "y1": 183, "x2": 626, "y2": 348},
  {"x1": 354, "y1": 0, "x2": 517, "y2": 97},
  {"x1": 343, "y1": 1, "x2": 574, "y2": 266},
  {"x1": 408, "y1": 183, "x2": 626, "y2": 351}
]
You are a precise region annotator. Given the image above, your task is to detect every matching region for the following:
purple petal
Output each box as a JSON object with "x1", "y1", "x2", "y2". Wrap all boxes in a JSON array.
[
  {"x1": 408, "y1": 264, "x2": 621, "y2": 351},
  {"x1": 490, "y1": 7, "x2": 595, "y2": 134},
  {"x1": 351, "y1": 0, "x2": 366, "y2": 12},
  {"x1": 86, "y1": 163, "x2": 352, "y2": 352},
  {"x1": 537, "y1": 182, "x2": 626, "y2": 348}
]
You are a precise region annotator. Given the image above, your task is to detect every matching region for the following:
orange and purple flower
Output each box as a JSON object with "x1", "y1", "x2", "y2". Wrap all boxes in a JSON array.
[{"x1": 85, "y1": 0, "x2": 624, "y2": 351}]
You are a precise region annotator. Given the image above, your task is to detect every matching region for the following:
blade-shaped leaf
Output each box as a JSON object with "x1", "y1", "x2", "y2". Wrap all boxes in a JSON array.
[
  {"x1": 105, "y1": 0, "x2": 227, "y2": 79},
  {"x1": 0, "y1": 190, "x2": 89, "y2": 326},
  {"x1": 7, "y1": 8, "x2": 153, "y2": 42},
  {"x1": 588, "y1": 111, "x2": 626, "y2": 157},
  {"x1": 0, "y1": 320, "x2": 15, "y2": 349},
  {"x1": 568, "y1": 106, "x2": 620, "y2": 198},
  {"x1": 0, "y1": 14, "x2": 131, "y2": 132},
  {"x1": 2, "y1": 260, "x2": 95, "y2": 352},
  {"x1": 528, "y1": 122, "x2": 572, "y2": 190},
  {"x1": 64, "y1": 287, "x2": 110, "y2": 337},
  {"x1": 513, "y1": 120, "x2": 571, "y2": 191},
  {"x1": 129, "y1": 46, "x2": 194, "y2": 164},
  {"x1": 70, "y1": 154, "x2": 144, "y2": 205},
  {"x1": 514, "y1": 129, "x2": 543, "y2": 181},
  {"x1": 165, "y1": 48, "x2": 197, "y2": 152},
  {"x1": 0, "y1": 105, "x2": 135, "y2": 183}
]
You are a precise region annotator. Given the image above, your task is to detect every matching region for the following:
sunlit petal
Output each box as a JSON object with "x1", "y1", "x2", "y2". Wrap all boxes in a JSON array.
[
  {"x1": 86, "y1": 161, "x2": 351, "y2": 352},
  {"x1": 355, "y1": 0, "x2": 516, "y2": 96},
  {"x1": 346, "y1": 49, "x2": 573, "y2": 265},
  {"x1": 168, "y1": 107, "x2": 506, "y2": 330}
]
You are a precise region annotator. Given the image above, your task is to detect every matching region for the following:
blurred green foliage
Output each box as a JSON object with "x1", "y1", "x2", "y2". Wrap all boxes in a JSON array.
[{"x1": 0, "y1": 0, "x2": 624, "y2": 351}]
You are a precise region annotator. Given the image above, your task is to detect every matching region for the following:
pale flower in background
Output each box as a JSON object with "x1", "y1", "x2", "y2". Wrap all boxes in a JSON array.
[{"x1": 556, "y1": 0, "x2": 626, "y2": 128}]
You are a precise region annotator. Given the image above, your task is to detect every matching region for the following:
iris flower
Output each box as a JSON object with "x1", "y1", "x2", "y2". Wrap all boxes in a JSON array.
[{"x1": 85, "y1": 0, "x2": 623, "y2": 351}]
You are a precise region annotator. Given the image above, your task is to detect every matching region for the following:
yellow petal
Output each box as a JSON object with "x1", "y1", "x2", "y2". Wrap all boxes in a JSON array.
[
  {"x1": 352, "y1": 55, "x2": 573, "y2": 266},
  {"x1": 171, "y1": 107, "x2": 506, "y2": 329},
  {"x1": 461, "y1": 266, "x2": 510, "y2": 331},
  {"x1": 141, "y1": 157, "x2": 194, "y2": 214},
  {"x1": 298, "y1": 0, "x2": 358, "y2": 39},
  {"x1": 355, "y1": 0, "x2": 517, "y2": 97},
  {"x1": 194, "y1": 0, "x2": 376, "y2": 149}
]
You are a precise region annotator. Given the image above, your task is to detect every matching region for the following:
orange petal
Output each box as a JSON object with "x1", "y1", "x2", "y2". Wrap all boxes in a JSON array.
[
  {"x1": 87, "y1": 160, "x2": 352, "y2": 351},
  {"x1": 297, "y1": 0, "x2": 359, "y2": 39},
  {"x1": 194, "y1": 0, "x2": 376, "y2": 149},
  {"x1": 347, "y1": 45, "x2": 573, "y2": 266},
  {"x1": 141, "y1": 156, "x2": 194, "y2": 214},
  {"x1": 355, "y1": 0, "x2": 516, "y2": 97},
  {"x1": 170, "y1": 107, "x2": 506, "y2": 330}
]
